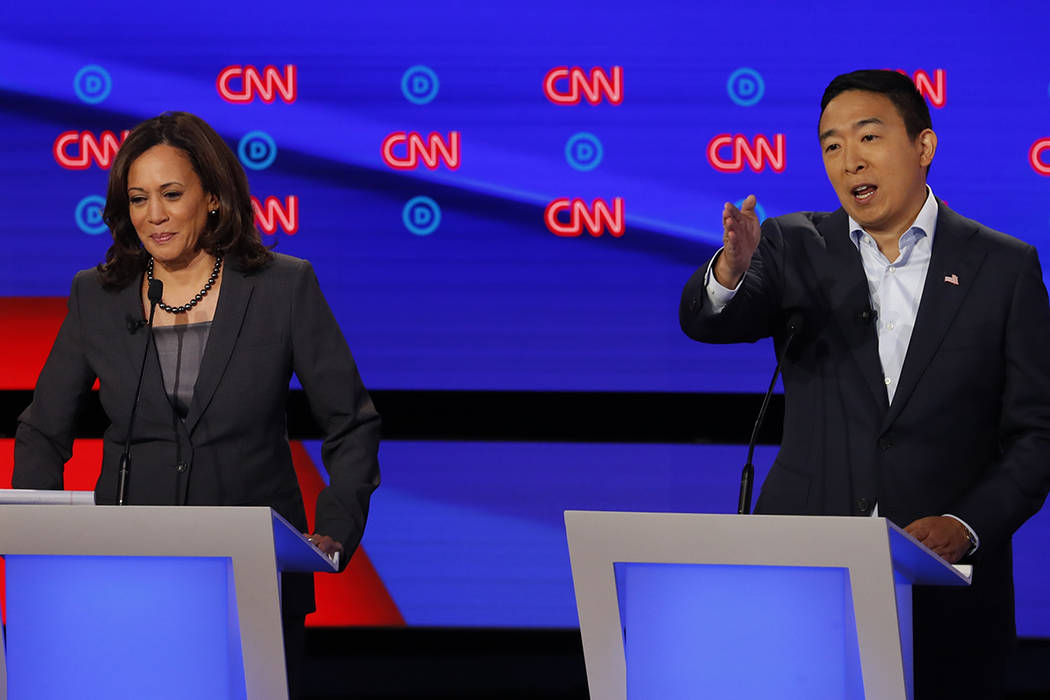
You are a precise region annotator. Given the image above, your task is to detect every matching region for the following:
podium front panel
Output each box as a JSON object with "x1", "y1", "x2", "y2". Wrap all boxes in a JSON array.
[
  {"x1": 617, "y1": 562, "x2": 864, "y2": 699},
  {"x1": 4, "y1": 555, "x2": 247, "y2": 700}
]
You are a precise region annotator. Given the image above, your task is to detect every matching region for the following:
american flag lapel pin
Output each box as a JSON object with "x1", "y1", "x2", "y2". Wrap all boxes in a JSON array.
[{"x1": 944, "y1": 273, "x2": 959, "y2": 286}]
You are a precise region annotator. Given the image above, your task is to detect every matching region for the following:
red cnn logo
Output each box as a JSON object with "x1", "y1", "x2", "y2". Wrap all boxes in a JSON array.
[
  {"x1": 896, "y1": 69, "x2": 946, "y2": 108},
  {"x1": 53, "y1": 130, "x2": 129, "y2": 170},
  {"x1": 707, "y1": 134, "x2": 786, "y2": 173},
  {"x1": 1031, "y1": 139, "x2": 1050, "y2": 175},
  {"x1": 217, "y1": 65, "x2": 297, "y2": 104},
  {"x1": 252, "y1": 196, "x2": 298, "y2": 235},
  {"x1": 381, "y1": 131, "x2": 461, "y2": 170},
  {"x1": 544, "y1": 198, "x2": 625, "y2": 237},
  {"x1": 543, "y1": 66, "x2": 623, "y2": 105}
]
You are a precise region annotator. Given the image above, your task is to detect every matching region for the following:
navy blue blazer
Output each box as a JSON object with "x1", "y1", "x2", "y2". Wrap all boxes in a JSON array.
[{"x1": 680, "y1": 201, "x2": 1050, "y2": 692}]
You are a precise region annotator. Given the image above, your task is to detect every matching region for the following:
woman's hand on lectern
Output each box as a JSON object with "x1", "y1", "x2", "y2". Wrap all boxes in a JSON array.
[{"x1": 304, "y1": 533, "x2": 344, "y2": 558}]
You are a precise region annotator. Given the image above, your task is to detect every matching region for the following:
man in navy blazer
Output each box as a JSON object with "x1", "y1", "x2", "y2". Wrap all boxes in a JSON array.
[{"x1": 680, "y1": 69, "x2": 1050, "y2": 698}]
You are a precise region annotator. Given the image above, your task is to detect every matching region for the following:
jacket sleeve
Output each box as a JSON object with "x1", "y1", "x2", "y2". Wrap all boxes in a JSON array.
[
  {"x1": 13, "y1": 272, "x2": 98, "y2": 489},
  {"x1": 679, "y1": 216, "x2": 786, "y2": 344},
  {"x1": 289, "y1": 260, "x2": 381, "y2": 567},
  {"x1": 949, "y1": 245, "x2": 1050, "y2": 551}
]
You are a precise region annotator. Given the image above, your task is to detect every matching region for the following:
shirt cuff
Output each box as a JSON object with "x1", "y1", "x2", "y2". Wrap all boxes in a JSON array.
[
  {"x1": 703, "y1": 248, "x2": 744, "y2": 313},
  {"x1": 943, "y1": 513, "x2": 980, "y2": 555}
]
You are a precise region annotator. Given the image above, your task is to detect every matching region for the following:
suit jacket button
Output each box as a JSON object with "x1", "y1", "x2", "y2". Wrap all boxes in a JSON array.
[
  {"x1": 175, "y1": 462, "x2": 188, "y2": 473},
  {"x1": 878, "y1": 436, "x2": 894, "y2": 450},
  {"x1": 857, "y1": 498, "x2": 872, "y2": 514}
]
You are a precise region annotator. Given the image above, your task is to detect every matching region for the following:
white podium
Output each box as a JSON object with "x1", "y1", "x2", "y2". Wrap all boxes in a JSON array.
[
  {"x1": 565, "y1": 511, "x2": 971, "y2": 700},
  {"x1": 0, "y1": 497, "x2": 336, "y2": 700}
]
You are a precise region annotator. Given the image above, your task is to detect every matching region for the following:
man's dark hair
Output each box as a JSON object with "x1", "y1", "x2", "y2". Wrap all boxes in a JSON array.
[{"x1": 820, "y1": 69, "x2": 933, "y2": 139}]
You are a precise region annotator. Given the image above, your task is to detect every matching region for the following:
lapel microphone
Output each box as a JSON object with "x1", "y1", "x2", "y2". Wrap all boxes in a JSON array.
[
  {"x1": 738, "y1": 311, "x2": 805, "y2": 515},
  {"x1": 857, "y1": 304, "x2": 877, "y2": 325},
  {"x1": 126, "y1": 316, "x2": 148, "y2": 333},
  {"x1": 116, "y1": 278, "x2": 164, "y2": 505}
]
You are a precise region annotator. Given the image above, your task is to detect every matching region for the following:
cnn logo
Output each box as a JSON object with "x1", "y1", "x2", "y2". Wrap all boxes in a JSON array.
[
  {"x1": 707, "y1": 134, "x2": 786, "y2": 173},
  {"x1": 217, "y1": 65, "x2": 297, "y2": 104},
  {"x1": 896, "y1": 69, "x2": 946, "y2": 108},
  {"x1": 252, "y1": 196, "x2": 298, "y2": 235},
  {"x1": 53, "y1": 130, "x2": 129, "y2": 170},
  {"x1": 382, "y1": 132, "x2": 460, "y2": 170},
  {"x1": 544, "y1": 198, "x2": 625, "y2": 237},
  {"x1": 1031, "y1": 139, "x2": 1050, "y2": 176},
  {"x1": 543, "y1": 66, "x2": 622, "y2": 105}
]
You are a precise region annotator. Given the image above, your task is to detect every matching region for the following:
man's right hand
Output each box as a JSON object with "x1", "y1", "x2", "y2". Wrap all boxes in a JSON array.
[{"x1": 714, "y1": 194, "x2": 762, "y2": 288}]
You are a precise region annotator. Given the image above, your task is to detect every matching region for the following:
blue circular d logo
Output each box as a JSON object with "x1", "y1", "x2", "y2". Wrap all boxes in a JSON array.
[
  {"x1": 74, "y1": 65, "x2": 112, "y2": 104},
  {"x1": 402, "y1": 196, "x2": 441, "y2": 235},
  {"x1": 238, "y1": 131, "x2": 277, "y2": 171},
  {"x1": 727, "y1": 68, "x2": 765, "y2": 107},
  {"x1": 565, "y1": 132, "x2": 604, "y2": 172},
  {"x1": 75, "y1": 195, "x2": 108, "y2": 235},
  {"x1": 402, "y1": 66, "x2": 439, "y2": 105}
]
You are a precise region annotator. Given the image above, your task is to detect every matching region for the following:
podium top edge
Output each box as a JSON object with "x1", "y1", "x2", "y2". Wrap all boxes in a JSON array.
[{"x1": 0, "y1": 489, "x2": 95, "y2": 505}]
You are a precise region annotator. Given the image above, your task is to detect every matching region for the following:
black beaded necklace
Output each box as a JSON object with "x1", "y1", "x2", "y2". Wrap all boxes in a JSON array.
[{"x1": 147, "y1": 256, "x2": 223, "y2": 314}]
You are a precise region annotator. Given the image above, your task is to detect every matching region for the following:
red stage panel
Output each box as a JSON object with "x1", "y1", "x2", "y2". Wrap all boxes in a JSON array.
[{"x1": 0, "y1": 297, "x2": 68, "y2": 390}]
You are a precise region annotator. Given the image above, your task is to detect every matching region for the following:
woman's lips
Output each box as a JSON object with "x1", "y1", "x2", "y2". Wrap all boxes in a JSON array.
[{"x1": 151, "y1": 232, "x2": 175, "y2": 243}]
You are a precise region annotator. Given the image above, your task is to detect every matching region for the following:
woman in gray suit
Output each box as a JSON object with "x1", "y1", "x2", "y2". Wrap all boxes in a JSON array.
[{"x1": 13, "y1": 112, "x2": 381, "y2": 696}]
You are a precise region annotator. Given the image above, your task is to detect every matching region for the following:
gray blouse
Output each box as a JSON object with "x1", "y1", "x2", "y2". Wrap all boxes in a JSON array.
[{"x1": 153, "y1": 321, "x2": 211, "y2": 419}]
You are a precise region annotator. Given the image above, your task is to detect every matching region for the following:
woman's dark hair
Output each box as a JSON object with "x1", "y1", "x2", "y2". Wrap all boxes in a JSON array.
[{"x1": 98, "y1": 111, "x2": 272, "y2": 289}]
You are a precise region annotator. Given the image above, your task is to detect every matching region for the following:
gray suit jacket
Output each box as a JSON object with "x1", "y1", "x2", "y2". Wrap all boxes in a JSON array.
[{"x1": 14, "y1": 253, "x2": 381, "y2": 579}]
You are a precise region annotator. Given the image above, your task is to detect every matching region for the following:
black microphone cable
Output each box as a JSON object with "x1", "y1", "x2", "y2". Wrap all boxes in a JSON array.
[
  {"x1": 116, "y1": 278, "x2": 163, "y2": 505},
  {"x1": 738, "y1": 311, "x2": 804, "y2": 515}
]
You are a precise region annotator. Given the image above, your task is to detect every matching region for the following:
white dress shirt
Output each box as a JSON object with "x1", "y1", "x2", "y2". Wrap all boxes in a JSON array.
[{"x1": 849, "y1": 188, "x2": 937, "y2": 404}]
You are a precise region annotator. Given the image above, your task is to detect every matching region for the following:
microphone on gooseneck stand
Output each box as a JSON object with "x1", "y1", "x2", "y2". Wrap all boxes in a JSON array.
[
  {"x1": 738, "y1": 311, "x2": 805, "y2": 515},
  {"x1": 116, "y1": 278, "x2": 163, "y2": 506}
]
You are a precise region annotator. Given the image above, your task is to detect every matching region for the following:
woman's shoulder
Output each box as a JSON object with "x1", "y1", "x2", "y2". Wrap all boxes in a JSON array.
[
  {"x1": 246, "y1": 252, "x2": 314, "y2": 280},
  {"x1": 70, "y1": 266, "x2": 115, "y2": 297}
]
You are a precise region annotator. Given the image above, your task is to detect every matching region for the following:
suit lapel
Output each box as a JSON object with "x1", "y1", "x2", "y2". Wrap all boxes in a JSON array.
[
  {"x1": 183, "y1": 265, "x2": 254, "y2": 434},
  {"x1": 881, "y1": 202, "x2": 985, "y2": 429},
  {"x1": 814, "y1": 209, "x2": 890, "y2": 414}
]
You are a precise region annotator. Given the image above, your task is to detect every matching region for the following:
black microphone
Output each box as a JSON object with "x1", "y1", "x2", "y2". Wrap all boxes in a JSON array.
[
  {"x1": 126, "y1": 316, "x2": 148, "y2": 333},
  {"x1": 857, "y1": 305, "x2": 876, "y2": 325},
  {"x1": 116, "y1": 278, "x2": 163, "y2": 505},
  {"x1": 738, "y1": 311, "x2": 805, "y2": 515}
]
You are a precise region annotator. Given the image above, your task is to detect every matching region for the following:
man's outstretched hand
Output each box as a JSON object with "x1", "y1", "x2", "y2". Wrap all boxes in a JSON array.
[{"x1": 714, "y1": 194, "x2": 762, "y2": 288}]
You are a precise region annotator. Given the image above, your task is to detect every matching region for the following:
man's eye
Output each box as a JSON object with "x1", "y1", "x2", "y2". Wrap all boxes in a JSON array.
[
  {"x1": 824, "y1": 144, "x2": 839, "y2": 153},
  {"x1": 862, "y1": 134, "x2": 877, "y2": 142}
]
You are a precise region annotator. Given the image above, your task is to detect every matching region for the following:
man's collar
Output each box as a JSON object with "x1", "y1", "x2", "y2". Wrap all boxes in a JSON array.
[{"x1": 848, "y1": 186, "x2": 938, "y2": 248}]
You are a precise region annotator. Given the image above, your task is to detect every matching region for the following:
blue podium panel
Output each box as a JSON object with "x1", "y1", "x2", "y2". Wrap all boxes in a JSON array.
[
  {"x1": 616, "y1": 563, "x2": 864, "y2": 700},
  {"x1": 4, "y1": 555, "x2": 247, "y2": 700}
]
